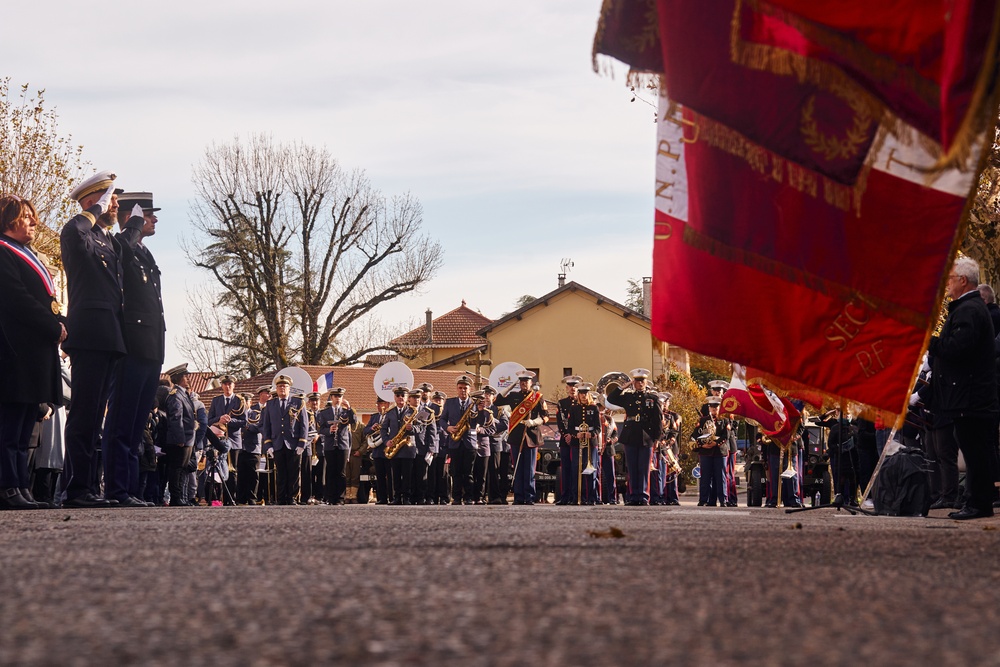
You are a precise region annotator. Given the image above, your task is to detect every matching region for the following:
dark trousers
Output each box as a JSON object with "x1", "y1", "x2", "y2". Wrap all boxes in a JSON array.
[
  {"x1": 449, "y1": 447, "x2": 475, "y2": 502},
  {"x1": 237, "y1": 451, "x2": 261, "y2": 504},
  {"x1": 830, "y1": 447, "x2": 859, "y2": 504},
  {"x1": 299, "y1": 450, "x2": 312, "y2": 502},
  {"x1": 953, "y1": 416, "x2": 1000, "y2": 512},
  {"x1": 472, "y1": 454, "x2": 487, "y2": 502},
  {"x1": 223, "y1": 449, "x2": 240, "y2": 504},
  {"x1": 725, "y1": 451, "x2": 738, "y2": 504},
  {"x1": 511, "y1": 442, "x2": 536, "y2": 503},
  {"x1": 391, "y1": 457, "x2": 414, "y2": 503},
  {"x1": 102, "y1": 355, "x2": 160, "y2": 501},
  {"x1": 0, "y1": 402, "x2": 35, "y2": 489},
  {"x1": 650, "y1": 452, "x2": 665, "y2": 504},
  {"x1": 428, "y1": 452, "x2": 449, "y2": 503},
  {"x1": 325, "y1": 449, "x2": 348, "y2": 502},
  {"x1": 411, "y1": 453, "x2": 430, "y2": 503},
  {"x1": 699, "y1": 454, "x2": 725, "y2": 505},
  {"x1": 600, "y1": 452, "x2": 617, "y2": 503},
  {"x1": 487, "y1": 448, "x2": 508, "y2": 502},
  {"x1": 165, "y1": 444, "x2": 193, "y2": 505},
  {"x1": 624, "y1": 443, "x2": 652, "y2": 504},
  {"x1": 311, "y1": 453, "x2": 324, "y2": 500},
  {"x1": 273, "y1": 447, "x2": 301, "y2": 505},
  {"x1": 766, "y1": 449, "x2": 800, "y2": 506},
  {"x1": 558, "y1": 442, "x2": 575, "y2": 502},
  {"x1": 62, "y1": 350, "x2": 119, "y2": 500},
  {"x1": 373, "y1": 457, "x2": 392, "y2": 503},
  {"x1": 926, "y1": 426, "x2": 960, "y2": 504},
  {"x1": 356, "y1": 455, "x2": 373, "y2": 504}
]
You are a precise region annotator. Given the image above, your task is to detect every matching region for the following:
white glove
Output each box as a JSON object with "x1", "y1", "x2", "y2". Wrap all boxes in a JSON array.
[
  {"x1": 295, "y1": 446, "x2": 304, "y2": 456},
  {"x1": 131, "y1": 203, "x2": 144, "y2": 219},
  {"x1": 909, "y1": 392, "x2": 920, "y2": 407},
  {"x1": 266, "y1": 449, "x2": 274, "y2": 459},
  {"x1": 96, "y1": 182, "x2": 116, "y2": 214}
]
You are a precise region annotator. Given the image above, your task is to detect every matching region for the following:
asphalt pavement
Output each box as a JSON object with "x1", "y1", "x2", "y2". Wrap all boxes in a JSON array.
[{"x1": 0, "y1": 498, "x2": 998, "y2": 666}]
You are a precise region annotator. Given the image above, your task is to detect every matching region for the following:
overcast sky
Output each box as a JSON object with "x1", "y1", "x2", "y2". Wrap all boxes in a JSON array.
[{"x1": 5, "y1": 1, "x2": 656, "y2": 369}]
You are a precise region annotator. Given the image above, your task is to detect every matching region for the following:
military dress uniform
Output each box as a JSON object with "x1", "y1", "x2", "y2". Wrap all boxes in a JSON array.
[
  {"x1": 260, "y1": 383, "x2": 309, "y2": 505},
  {"x1": 599, "y1": 413, "x2": 619, "y2": 504},
  {"x1": 484, "y1": 393, "x2": 511, "y2": 505},
  {"x1": 317, "y1": 389, "x2": 356, "y2": 505},
  {"x1": 382, "y1": 391, "x2": 419, "y2": 505},
  {"x1": 300, "y1": 394, "x2": 321, "y2": 503},
  {"x1": 662, "y1": 407, "x2": 682, "y2": 505},
  {"x1": 102, "y1": 193, "x2": 165, "y2": 505},
  {"x1": 164, "y1": 374, "x2": 196, "y2": 506},
  {"x1": 207, "y1": 388, "x2": 246, "y2": 505},
  {"x1": 239, "y1": 396, "x2": 266, "y2": 504},
  {"x1": 608, "y1": 369, "x2": 663, "y2": 505},
  {"x1": 568, "y1": 391, "x2": 601, "y2": 505},
  {"x1": 363, "y1": 404, "x2": 393, "y2": 504},
  {"x1": 59, "y1": 172, "x2": 128, "y2": 505},
  {"x1": 495, "y1": 371, "x2": 547, "y2": 505},
  {"x1": 411, "y1": 397, "x2": 439, "y2": 505},
  {"x1": 555, "y1": 382, "x2": 579, "y2": 505},
  {"x1": 440, "y1": 379, "x2": 487, "y2": 505}
]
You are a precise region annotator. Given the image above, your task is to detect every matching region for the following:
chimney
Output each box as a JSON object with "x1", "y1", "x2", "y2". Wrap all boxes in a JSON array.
[
  {"x1": 558, "y1": 273, "x2": 566, "y2": 288},
  {"x1": 425, "y1": 309, "x2": 433, "y2": 344},
  {"x1": 642, "y1": 277, "x2": 652, "y2": 317}
]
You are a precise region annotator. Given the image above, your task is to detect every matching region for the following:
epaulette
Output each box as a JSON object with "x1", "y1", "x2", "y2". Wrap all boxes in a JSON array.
[{"x1": 168, "y1": 388, "x2": 177, "y2": 396}]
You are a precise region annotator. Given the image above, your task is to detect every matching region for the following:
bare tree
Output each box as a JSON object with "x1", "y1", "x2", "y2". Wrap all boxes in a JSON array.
[
  {"x1": 185, "y1": 135, "x2": 443, "y2": 375},
  {"x1": 0, "y1": 78, "x2": 90, "y2": 267}
]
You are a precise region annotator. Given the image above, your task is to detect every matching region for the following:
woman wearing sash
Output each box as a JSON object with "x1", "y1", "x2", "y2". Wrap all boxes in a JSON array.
[{"x1": 0, "y1": 194, "x2": 66, "y2": 509}]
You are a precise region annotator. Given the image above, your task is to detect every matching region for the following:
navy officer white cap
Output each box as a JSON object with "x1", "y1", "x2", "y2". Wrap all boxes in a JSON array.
[
  {"x1": 70, "y1": 170, "x2": 119, "y2": 201},
  {"x1": 629, "y1": 368, "x2": 651, "y2": 379}
]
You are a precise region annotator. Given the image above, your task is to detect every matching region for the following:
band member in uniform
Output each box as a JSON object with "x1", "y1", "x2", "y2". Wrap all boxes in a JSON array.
[
  {"x1": 102, "y1": 192, "x2": 164, "y2": 507},
  {"x1": 569, "y1": 383, "x2": 601, "y2": 505},
  {"x1": 661, "y1": 392, "x2": 682, "y2": 506},
  {"x1": 495, "y1": 370, "x2": 548, "y2": 505},
  {"x1": 59, "y1": 172, "x2": 126, "y2": 508},
  {"x1": 164, "y1": 364, "x2": 196, "y2": 506},
  {"x1": 708, "y1": 380, "x2": 739, "y2": 506},
  {"x1": 207, "y1": 375, "x2": 246, "y2": 505},
  {"x1": 411, "y1": 384, "x2": 439, "y2": 505},
  {"x1": 598, "y1": 404, "x2": 619, "y2": 504},
  {"x1": 317, "y1": 387, "x2": 355, "y2": 505},
  {"x1": 649, "y1": 394, "x2": 667, "y2": 507},
  {"x1": 238, "y1": 386, "x2": 268, "y2": 504},
  {"x1": 260, "y1": 375, "x2": 309, "y2": 505},
  {"x1": 440, "y1": 376, "x2": 481, "y2": 504},
  {"x1": 363, "y1": 396, "x2": 392, "y2": 504},
  {"x1": 299, "y1": 392, "x2": 321, "y2": 504},
  {"x1": 0, "y1": 194, "x2": 66, "y2": 509},
  {"x1": 383, "y1": 387, "x2": 418, "y2": 505},
  {"x1": 426, "y1": 390, "x2": 449, "y2": 504},
  {"x1": 693, "y1": 398, "x2": 727, "y2": 506},
  {"x1": 555, "y1": 376, "x2": 581, "y2": 504},
  {"x1": 484, "y1": 386, "x2": 511, "y2": 504},
  {"x1": 608, "y1": 368, "x2": 662, "y2": 506}
]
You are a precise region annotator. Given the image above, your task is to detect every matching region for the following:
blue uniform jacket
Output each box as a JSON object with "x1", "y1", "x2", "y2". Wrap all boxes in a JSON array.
[
  {"x1": 207, "y1": 394, "x2": 246, "y2": 451},
  {"x1": 260, "y1": 396, "x2": 309, "y2": 453},
  {"x1": 317, "y1": 404, "x2": 356, "y2": 452},
  {"x1": 165, "y1": 386, "x2": 196, "y2": 448}
]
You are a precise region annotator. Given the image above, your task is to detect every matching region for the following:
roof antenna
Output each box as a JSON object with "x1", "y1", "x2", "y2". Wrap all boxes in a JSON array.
[{"x1": 558, "y1": 258, "x2": 573, "y2": 287}]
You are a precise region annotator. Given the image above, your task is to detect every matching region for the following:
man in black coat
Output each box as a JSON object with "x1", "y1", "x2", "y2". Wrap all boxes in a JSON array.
[
  {"x1": 930, "y1": 256, "x2": 1000, "y2": 519},
  {"x1": 608, "y1": 368, "x2": 663, "y2": 506},
  {"x1": 0, "y1": 194, "x2": 66, "y2": 509},
  {"x1": 102, "y1": 192, "x2": 164, "y2": 507},
  {"x1": 59, "y1": 172, "x2": 127, "y2": 508}
]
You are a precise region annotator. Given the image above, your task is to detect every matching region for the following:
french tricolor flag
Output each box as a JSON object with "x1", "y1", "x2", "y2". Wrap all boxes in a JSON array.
[{"x1": 314, "y1": 371, "x2": 334, "y2": 394}]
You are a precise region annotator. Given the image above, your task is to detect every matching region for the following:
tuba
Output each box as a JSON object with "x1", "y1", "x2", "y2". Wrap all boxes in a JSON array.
[{"x1": 596, "y1": 371, "x2": 632, "y2": 410}]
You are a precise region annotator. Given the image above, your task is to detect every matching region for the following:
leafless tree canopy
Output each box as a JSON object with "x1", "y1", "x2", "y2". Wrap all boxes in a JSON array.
[
  {"x1": 0, "y1": 78, "x2": 90, "y2": 268},
  {"x1": 183, "y1": 135, "x2": 443, "y2": 376}
]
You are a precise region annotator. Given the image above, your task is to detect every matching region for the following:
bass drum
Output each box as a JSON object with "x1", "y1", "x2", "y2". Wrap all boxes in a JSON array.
[
  {"x1": 373, "y1": 361, "x2": 415, "y2": 403},
  {"x1": 274, "y1": 366, "x2": 314, "y2": 397},
  {"x1": 489, "y1": 361, "x2": 526, "y2": 396}
]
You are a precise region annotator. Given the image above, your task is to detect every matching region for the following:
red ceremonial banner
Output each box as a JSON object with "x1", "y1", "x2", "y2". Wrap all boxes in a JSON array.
[{"x1": 650, "y1": 95, "x2": 978, "y2": 414}]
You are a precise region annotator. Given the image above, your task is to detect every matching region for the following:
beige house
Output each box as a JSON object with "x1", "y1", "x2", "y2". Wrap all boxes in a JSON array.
[{"x1": 476, "y1": 280, "x2": 686, "y2": 400}]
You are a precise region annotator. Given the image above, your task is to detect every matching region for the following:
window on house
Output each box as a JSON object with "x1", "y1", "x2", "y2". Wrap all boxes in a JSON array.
[{"x1": 562, "y1": 367, "x2": 572, "y2": 377}]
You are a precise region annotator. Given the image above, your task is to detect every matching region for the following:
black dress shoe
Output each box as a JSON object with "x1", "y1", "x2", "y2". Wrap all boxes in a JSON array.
[
  {"x1": 949, "y1": 506, "x2": 994, "y2": 520},
  {"x1": 64, "y1": 493, "x2": 111, "y2": 508},
  {"x1": 0, "y1": 488, "x2": 38, "y2": 510},
  {"x1": 929, "y1": 499, "x2": 951, "y2": 510},
  {"x1": 19, "y1": 488, "x2": 52, "y2": 509},
  {"x1": 116, "y1": 496, "x2": 150, "y2": 508}
]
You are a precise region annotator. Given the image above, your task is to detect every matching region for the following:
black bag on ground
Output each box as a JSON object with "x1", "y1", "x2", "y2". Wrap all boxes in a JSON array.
[{"x1": 871, "y1": 447, "x2": 932, "y2": 516}]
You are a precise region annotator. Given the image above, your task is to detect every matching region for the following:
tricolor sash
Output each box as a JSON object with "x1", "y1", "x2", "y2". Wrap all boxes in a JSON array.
[
  {"x1": 509, "y1": 391, "x2": 542, "y2": 431},
  {"x1": 0, "y1": 236, "x2": 55, "y2": 297}
]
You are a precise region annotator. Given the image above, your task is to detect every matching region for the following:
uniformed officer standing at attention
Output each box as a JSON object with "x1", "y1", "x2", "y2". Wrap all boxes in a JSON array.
[
  {"x1": 59, "y1": 172, "x2": 127, "y2": 508},
  {"x1": 556, "y1": 376, "x2": 581, "y2": 505},
  {"x1": 608, "y1": 369, "x2": 663, "y2": 506},
  {"x1": 569, "y1": 383, "x2": 602, "y2": 505},
  {"x1": 164, "y1": 364, "x2": 197, "y2": 507},
  {"x1": 100, "y1": 192, "x2": 164, "y2": 507},
  {"x1": 207, "y1": 375, "x2": 246, "y2": 505},
  {"x1": 317, "y1": 387, "x2": 355, "y2": 505},
  {"x1": 260, "y1": 375, "x2": 309, "y2": 505},
  {"x1": 495, "y1": 370, "x2": 548, "y2": 505},
  {"x1": 440, "y1": 376, "x2": 482, "y2": 505}
]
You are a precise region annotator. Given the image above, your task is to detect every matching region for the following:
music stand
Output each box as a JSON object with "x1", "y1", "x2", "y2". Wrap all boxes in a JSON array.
[{"x1": 203, "y1": 428, "x2": 236, "y2": 506}]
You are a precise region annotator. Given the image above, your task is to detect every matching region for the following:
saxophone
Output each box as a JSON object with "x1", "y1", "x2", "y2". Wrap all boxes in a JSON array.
[
  {"x1": 450, "y1": 400, "x2": 478, "y2": 441},
  {"x1": 385, "y1": 407, "x2": 416, "y2": 459}
]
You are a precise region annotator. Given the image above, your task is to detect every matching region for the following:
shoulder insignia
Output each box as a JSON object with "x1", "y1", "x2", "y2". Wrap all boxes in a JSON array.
[{"x1": 168, "y1": 388, "x2": 177, "y2": 395}]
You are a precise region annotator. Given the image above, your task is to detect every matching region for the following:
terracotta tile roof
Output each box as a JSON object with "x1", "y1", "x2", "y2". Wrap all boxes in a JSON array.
[
  {"x1": 200, "y1": 365, "x2": 486, "y2": 415},
  {"x1": 390, "y1": 302, "x2": 492, "y2": 349},
  {"x1": 362, "y1": 354, "x2": 399, "y2": 367}
]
